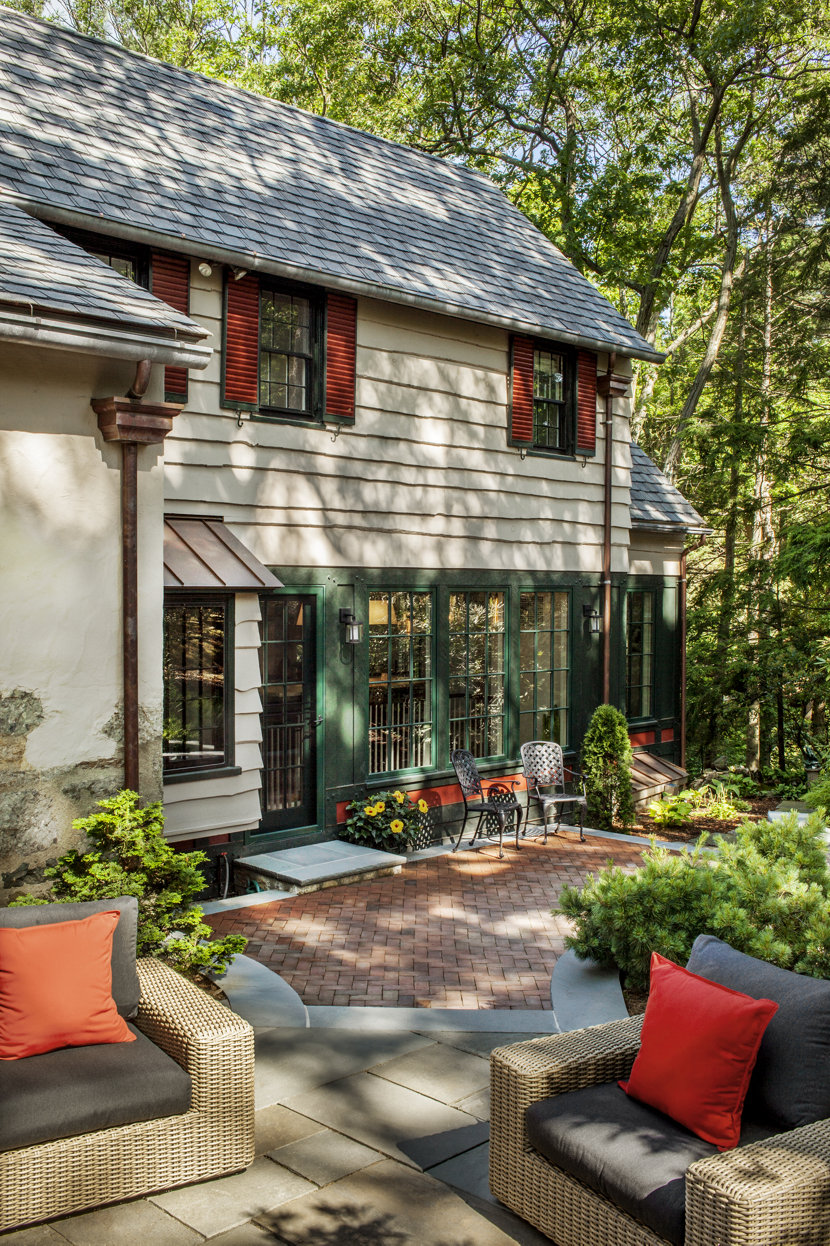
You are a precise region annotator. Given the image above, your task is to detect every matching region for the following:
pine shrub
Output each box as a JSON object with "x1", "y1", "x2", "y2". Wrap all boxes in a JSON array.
[
  {"x1": 11, "y1": 790, "x2": 245, "y2": 978},
  {"x1": 557, "y1": 812, "x2": 830, "y2": 990},
  {"x1": 581, "y1": 704, "x2": 635, "y2": 831}
]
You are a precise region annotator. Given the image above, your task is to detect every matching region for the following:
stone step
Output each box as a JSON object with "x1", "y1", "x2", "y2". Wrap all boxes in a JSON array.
[{"x1": 233, "y1": 840, "x2": 407, "y2": 896}]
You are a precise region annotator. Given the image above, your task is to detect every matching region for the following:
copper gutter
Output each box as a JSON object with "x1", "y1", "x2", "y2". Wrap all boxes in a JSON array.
[{"x1": 92, "y1": 371, "x2": 183, "y2": 794}]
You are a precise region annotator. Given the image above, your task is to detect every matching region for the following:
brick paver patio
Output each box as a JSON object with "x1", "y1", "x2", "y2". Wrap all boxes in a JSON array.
[{"x1": 207, "y1": 837, "x2": 646, "y2": 1010}]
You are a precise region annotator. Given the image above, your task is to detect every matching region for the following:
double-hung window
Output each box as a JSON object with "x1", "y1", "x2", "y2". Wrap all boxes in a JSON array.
[
  {"x1": 163, "y1": 598, "x2": 231, "y2": 775},
  {"x1": 533, "y1": 349, "x2": 571, "y2": 453},
  {"x1": 510, "y1": 337, "x2": 595, "y2": 457},
  {"x1": 626, "y1": 590, "x2": 654, "y2": 719},
  {"x1": 258, "y1": 284, "x2": 322, "y2": 417}
]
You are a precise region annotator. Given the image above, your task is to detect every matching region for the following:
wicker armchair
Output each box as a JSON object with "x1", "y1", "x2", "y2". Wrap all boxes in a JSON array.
[
  {"x1": 0, "y1": 958, "x2": 255, "y2": 1233},
  {"x1": 490, "y1": 1017, "x2": 830, "y2": 1246}
]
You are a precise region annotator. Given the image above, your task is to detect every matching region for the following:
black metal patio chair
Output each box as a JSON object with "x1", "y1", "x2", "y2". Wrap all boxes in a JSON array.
[
  {"x1": 520, "y1": 740, "x2": 587, "y2": 843},
  {"x1": 450, "y1": 749, "x2": 523, "y2": 859}
]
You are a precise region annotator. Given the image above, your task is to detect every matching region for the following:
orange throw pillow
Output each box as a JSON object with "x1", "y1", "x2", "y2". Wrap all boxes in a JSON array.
[{"x1": 0, "y1": 910, "x2": 136, "y2": 1059}]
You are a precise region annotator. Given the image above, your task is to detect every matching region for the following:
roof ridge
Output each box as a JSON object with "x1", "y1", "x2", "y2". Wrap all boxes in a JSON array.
[{"x1": 0, "y1": 5, "x2": 493, "y2": 190}]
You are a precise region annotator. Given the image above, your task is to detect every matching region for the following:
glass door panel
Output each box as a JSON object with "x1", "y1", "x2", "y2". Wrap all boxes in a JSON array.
[{"x1": 260, "y1": 594, "x2": 318, "y2": 832}]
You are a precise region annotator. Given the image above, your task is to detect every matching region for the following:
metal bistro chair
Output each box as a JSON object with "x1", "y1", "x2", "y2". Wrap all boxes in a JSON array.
[
  {"x1": 450, "y1": 749, "x2": 523, "y2": 859},
  {"x1": 520, "y1": 741, "x2": 587, "y2": 843}
]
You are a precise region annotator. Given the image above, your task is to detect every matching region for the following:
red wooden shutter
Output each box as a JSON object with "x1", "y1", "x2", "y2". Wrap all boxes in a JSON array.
[
  {"x1": 151, "y1": 252, "x2": 190, "y2": 403},
  {"x1": 510, "y1": 336, "x2": 534, "y2": 444},
  {"x1": 325, "y1": 292, "x2": 357, "y2": 421},
  {"x1": 576, "y1": 350, "x2": 598, "y2": 453},
  {"x1": 223, "y1": 273, "x2": 260, "y2": 407}
]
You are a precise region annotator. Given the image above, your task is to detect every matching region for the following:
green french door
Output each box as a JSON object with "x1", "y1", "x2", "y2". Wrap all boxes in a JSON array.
[{"x1": 260, "y1": 594, "x2": 319, "y2": 832}]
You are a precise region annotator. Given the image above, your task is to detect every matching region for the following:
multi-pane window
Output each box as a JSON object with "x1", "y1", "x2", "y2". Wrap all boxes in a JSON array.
[
  {"x1": 369, "y1": 592, "x2": 433, "y2": 774},
  {"x1": 519, "y1": 591, "x2": 570, "y2": 745},
  {"x1": 259, "y1": 287, "x2": 314, "y2": 413},
  {"x1": 533, "y1": 349, "x2": 569, "y2": 452},
  {"x1": 163, "y1": 600, "x2": 229, "y2": 774},
  {"x1": 449, "y1": 591, "x2": 506, "y2": 757},
  {"x1": 90, "y1": 249, "x2": 138, "y2": 283},
  {"x1": 626, "y1": 591, "x2": 654, "y2": 718},
  {"x1": 260, "y1": 597, "x2": 306, "y2": 812}
]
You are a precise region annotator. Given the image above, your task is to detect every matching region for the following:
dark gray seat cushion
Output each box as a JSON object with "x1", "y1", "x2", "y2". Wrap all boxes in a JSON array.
[
  {"x1": 526, "y1": 1082, "x2": 774, "y2": 1245},
  {"x1": 0, "y1": 1024, "x2": 192, "y2": 1153},
  {"x1": 686, "y1": 934, "x2": 830, "y2": 1130},
  {"x1": 0, "y1": 896, "x2": 141, "y2": 1018}
]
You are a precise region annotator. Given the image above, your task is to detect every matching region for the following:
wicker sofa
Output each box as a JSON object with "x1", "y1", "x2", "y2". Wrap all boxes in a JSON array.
[
  {"x1": 490, "y1": 937, "x2": 830, "y2": 1246},
  {"x1": 0, "y1": 900, "x2": 255, "y2": 1233}
]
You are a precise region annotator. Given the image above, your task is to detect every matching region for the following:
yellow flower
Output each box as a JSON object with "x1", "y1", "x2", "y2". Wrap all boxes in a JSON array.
[
  {"x1": 364, "y1": 805, "x2": 376, "y2": 817},
  {"x1": 375, "y1": 800, "x2": 386, "y2": 813},
  {"x1": 418, "y1": 798, "x2": 429, "y2": 813},
  {"x1": 390, "y1": 819, "x2": 404, "y2": 833},
  {"x1": 394, "y1": 791, "x2": 406, "y2": 804}
]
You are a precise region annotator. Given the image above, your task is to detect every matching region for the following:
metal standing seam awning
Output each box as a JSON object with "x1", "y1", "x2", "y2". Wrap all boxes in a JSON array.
[{"x1": 163, "y1": 517, "x2": 282, "y2": 590}]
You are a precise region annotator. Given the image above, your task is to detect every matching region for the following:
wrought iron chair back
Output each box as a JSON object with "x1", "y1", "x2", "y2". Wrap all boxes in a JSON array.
[
  {"x1": 451, "y1": 749, "x2": 485, "y2": 802},
  {"x1": 450, "y1": 749, "x2": 522, "y2": 858},
  {"x1": 520, "y1": 740, "x2": 567, "y2": 791}
]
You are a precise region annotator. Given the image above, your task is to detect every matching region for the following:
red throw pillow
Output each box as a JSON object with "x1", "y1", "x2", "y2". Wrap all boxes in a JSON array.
[
  {"x1": 0, "y1": 910, "x2": 136, "y2": 1059},
  {"x1": 620, "y1": 952, "x2": 777, "y2": 1149}
]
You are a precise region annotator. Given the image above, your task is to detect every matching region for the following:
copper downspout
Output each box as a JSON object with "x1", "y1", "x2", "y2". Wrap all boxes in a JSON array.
[
  {"x1": 679, "y1": 533, "x2": 708, "y2": 770},
  {"x1": 92, "y1": 367, "x2": 183, "y2": 795},
  {"x1": 121, "y1": 442, "x2": 139, "y2": 791},
  {"x1": 599, "y1": 352, "x2": 616, "y2": 704}
]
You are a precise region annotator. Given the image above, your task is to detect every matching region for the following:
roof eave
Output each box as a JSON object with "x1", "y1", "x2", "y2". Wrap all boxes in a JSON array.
[
  {"x1": 16, "y1": 195, "x2": 666, "y2": 364},
  {"x1": 0, "y1": 305, "x2": 213, "y2": 368},
  {"x1": 631, "y1": 519, "x2": 713, "y2": 537}
]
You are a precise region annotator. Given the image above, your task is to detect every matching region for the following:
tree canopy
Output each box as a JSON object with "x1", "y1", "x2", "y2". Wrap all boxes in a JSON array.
[{"x1": 23, "y1": 0, "x2": 830, "y2": 771}]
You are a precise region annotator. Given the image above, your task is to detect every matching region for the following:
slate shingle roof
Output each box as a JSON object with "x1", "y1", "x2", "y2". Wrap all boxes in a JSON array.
[
  {"x1": 0, "y1": 9, "x2": 660, "y2": 361},
  {"x1": 0, "y1": 200, "x2": 208, "y2": 339},
  {"x1": 629, "y1": 443, "x2": 709, "y2": 533}
]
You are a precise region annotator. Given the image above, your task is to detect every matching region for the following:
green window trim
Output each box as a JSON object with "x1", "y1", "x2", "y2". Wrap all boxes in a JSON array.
[
  {"x1": 626, "y1": 589, "x2": 655, "y2": 720},
  {"x1": 449, "y1": 590, "x2": 507, "y2": 759},
  {"x1": 519, "y1": 590, "x2": 570, "y2": 747},
  {"x1": 368, "y1": 590, "x2": 434, "y2": 776},
  {"x1": 163, "y1": 595, "x2": 234, "y2": 778}
]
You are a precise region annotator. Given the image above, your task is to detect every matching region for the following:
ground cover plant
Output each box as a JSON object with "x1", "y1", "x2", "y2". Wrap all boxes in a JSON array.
[
  {"x1": 340, "y1": 788, "x2": 428, "y2": 851},
  {"x1": 11, "y1": 790, "x2": 245, "y2": 978},
  {"x1": 558, "y1": 810, "x2": 830, "y2": 991}
]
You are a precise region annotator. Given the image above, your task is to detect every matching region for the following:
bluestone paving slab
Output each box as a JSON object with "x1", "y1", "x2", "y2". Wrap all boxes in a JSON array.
[
  {"x1": 203, "y1": 1225, "x2": 290, "y2": 1245},
  {"x1": 255, "y1": 1105, "x2": 326, "y2": 1156},
  {"x1": 237, "y1": 842, "x2": 406, "y2": 887},
  {"x1": 457, "y1": 1186, "x2": 557, "y2": 1246},
  {"x1": 425, "y1": 1140, "x2": 492, "y2": 1201},
  {"x1": 0, "y1": 1229, "x2": 69, "y2": 1245},
  {"x1": 209, "y1": 954, "x2": 308, "y2": 1028},
  {"x1": 149, "y1": 1158, "x2": 315, "y2": 1237},
  {"x1": 254, "y1": 1027, "x2": 433, "y2": 1109},
  {"x1": 398, "y1": 1119, "x2": 491, "y2": 1170},
  {"x1": 48, "y1": 1201, "x2": 202, "y2": 1246},
  {"x1": 282, "y1": 1070, "x2": 485, "y2": 1166},
  {"x1": 371, "y1": 1040, "x2": 491, "y2": 1104},
  {"x1": 258, "y1": 1158, "x2": 521, "y2": 1246},
  {"x1": 269, "y1": 1129, "x2": 381, "y2": 1185},
  {"x1": 308, "y1": 1006, "x2": 558, "y2": 1032},
  {"x1": 550, "y1": 948, "x2": 626, "y2": 1031},
  {"x1": 455, "y1": 1087, "x2": 490, "y2": 1119},
  {"x1": 417, "y1": 1030, "x2": 549, "y2": 1057}
]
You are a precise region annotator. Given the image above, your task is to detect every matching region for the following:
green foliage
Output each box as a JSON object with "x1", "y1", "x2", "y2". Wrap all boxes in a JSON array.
[
  {"x1": 339, "y1": 788, "x2": 427, "y2": 852},
  {"x1": 558, "y1": 812, "x2": 830, "y2": 990},
  {"x1": 805, "y1": 772, "x2": 830, "y2": 811},
  {"x1": 773, "y1": 769, "x2": 810, "y2": 800},
  {"x1": 648, "y1": 782, "x2": 751, "y2": 826},
  {"x1": 12, "y1": 791, "x2": 245, "y2": 977},
  {"x1": 581, "y1": 705, "x2": 635, "y2": 831},
  {"x1": 647, "y1": 793, "x2": 694, "y2": 825}
]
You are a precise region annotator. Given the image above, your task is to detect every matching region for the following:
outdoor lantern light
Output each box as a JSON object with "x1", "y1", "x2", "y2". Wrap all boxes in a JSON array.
[
  {"x1": 198, "y1": 260, "x2": 213, "y2": 277},
  {"x1": 339, "y1": 608, "x2": 364, "y2": 644},
  {"x1": 582, "y1": 603, "x2": 602, "y2": 635}
]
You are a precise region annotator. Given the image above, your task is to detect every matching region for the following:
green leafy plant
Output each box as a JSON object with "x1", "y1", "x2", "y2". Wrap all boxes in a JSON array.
[
  {"x1": 11, "y1": 790, "x2": 245, "y2": 978},
  {"x1": 647, "y1": 793, "x2": 694, "y2": 826},
  {"x1": 581, "y1": 704, "x2": 635, "y2": 831},
  {"x1": 340, "y1": 788, "x2": 428, "y2": 851},
  {"x1": 558, "y1": 812, "x2": 830, "y2": 990},
  {"x1": 805, "y1": 772, "x2": 830, "y2": 812},
  {"x1": 700, "y1": 781, "x2": 751, "y2": 819}
]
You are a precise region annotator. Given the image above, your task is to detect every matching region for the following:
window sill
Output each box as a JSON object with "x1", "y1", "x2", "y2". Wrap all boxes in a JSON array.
[
  {"x1": 252, "y1": 410, "x2": 325, "y2": 431},
  {"x1": 163, "y1": 764, "x2": 242, "y2": 787}
]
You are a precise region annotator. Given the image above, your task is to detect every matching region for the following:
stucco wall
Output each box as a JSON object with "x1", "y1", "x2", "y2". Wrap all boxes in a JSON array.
[{"x1": 0, "y1": 342, "x2": 165, "y2": 897}]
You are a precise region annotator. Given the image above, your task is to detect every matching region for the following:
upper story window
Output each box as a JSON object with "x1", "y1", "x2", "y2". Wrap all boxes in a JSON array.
[
  {"x1": 626, "y1": 590, "x2": 654, "y2": 719},
  {"x1": 57, "y1": 225, "x2": 149, "y2": 288},
  {"x1": 259, "y1": 286, "x2": 321, "y2": 416},
  {"x1": 510, "y1": 336, "x2": 592, "y2": 457},
  {"x1": 533, "y1": 349, "x2": 570, "y2": 453}
]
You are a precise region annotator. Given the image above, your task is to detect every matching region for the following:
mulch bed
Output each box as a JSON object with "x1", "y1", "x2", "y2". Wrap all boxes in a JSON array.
[{"x1": 629, "y1": 795, "x2": 780, "y2": 843}]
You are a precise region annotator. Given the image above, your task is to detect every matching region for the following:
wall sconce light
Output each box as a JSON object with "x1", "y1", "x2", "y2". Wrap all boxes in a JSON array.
[
  {"x1": 198, "y1": 260, "x2": 213, "y2": 277},
  {"x1": 582, "y1": 604, "x2": 602, "y2": 635},
  {"x1": 232, "y1": 267, "x2": 249, "y2": 281},
  {"x1": 339, "y1": 608, "x2": 364, "y2": 645}
]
